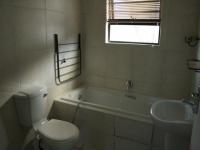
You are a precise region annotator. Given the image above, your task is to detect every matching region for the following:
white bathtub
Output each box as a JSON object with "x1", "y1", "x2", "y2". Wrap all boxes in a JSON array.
[{"x1": 60, "y1": 86, "x2": 160, "y2": 123}]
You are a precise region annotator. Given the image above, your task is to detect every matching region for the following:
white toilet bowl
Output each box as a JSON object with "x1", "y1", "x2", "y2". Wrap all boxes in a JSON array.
[{"x1": 37, "y1": 119, "x2": 79, "y2": 150}]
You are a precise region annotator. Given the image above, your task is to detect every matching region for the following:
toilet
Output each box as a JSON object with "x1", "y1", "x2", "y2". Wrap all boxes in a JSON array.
[{"x1": 13, "y1": 85, "x2": 79, "y2": 150}]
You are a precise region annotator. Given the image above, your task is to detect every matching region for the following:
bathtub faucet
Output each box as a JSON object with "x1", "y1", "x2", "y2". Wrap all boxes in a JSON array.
[
  {"x1": 183, "y1": 88, "x2": 200, "y2": 114},
  {"x1": 125, "y1": 80, "x2": 133, "y2": 91}
]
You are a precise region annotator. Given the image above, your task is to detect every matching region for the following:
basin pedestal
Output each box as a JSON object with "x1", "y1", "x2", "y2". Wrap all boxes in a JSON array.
[
  {"x1": 150, "y1": 100, "x2": 193, "y2": 150},
  {"x1": 164, "y1": 133, "x2": 190, "y2": 150}
]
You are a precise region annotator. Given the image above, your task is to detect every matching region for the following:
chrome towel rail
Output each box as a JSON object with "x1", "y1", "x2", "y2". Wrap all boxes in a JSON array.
[{"x1": 54, "y1": 34, "x2": 81, "y2": 84}]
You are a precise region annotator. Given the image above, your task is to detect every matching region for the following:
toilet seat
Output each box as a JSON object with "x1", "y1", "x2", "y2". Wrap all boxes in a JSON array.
[{"x1": 37, "y1": 119, "x2": 79, "y2": 143}]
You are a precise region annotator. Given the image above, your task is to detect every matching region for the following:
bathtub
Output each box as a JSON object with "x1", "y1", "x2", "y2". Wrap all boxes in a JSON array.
[
  {"x1": 59, "y1": 86, "x2": 161, "y2": 123},
  {"x1": 54, "y1": 87, "x2": 166, "y2": 150}
]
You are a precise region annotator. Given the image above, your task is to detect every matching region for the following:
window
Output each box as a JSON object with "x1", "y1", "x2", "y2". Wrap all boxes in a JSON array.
[{"x1": 106, "y1": 0, "x2": 161, "y2": 45}]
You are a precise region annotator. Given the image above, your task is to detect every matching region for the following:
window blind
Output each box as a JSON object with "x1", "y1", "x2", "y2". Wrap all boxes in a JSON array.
[{"x1": 107, "y1": 0, "x2": 161, "y2": 25}]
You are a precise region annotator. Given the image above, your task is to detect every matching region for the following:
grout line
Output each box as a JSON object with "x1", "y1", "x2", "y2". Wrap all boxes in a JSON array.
[
  {"x1": 114, "y1": 135, "x2": 152, "y2": 147},
  {"x1": 44, "y1": 0, "x2": 48, "y2": 50},
  {"x1": 72, "y1": 100, "x2": 82, "y2": 124},
  {"x1": 149, "y1": 124, "x2": 155, "y2": 150},
  {"x1": 72, "y1": 100, "x2": 85, "y2": 150},
  {"x1": 113, "y1": 117, "x2": 116, "y2": 150},
  {"x1": 10, "y1": 5, "x2": 21, "y2": 90},
  {"x1": 45, "y1": 8, "x2": 70, "y2": 13},
  {"x1": 9, "y1": 4, "x2": 46, "y2": 11}
]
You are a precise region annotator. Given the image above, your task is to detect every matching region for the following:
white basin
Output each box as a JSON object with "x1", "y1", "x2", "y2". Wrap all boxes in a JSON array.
[{"x1": 150, "y1": 100, "x2": 193, "y2": 136}]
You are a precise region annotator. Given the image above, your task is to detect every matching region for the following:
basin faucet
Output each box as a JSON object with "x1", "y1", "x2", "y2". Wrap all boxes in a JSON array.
[{"x1": 183, "y1": 88, "x2": 200, "y2": 114}]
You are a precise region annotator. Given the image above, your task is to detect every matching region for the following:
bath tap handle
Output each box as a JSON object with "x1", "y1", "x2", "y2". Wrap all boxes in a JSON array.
[
  {"x1": 183, "y1": 99, "x2": 195, "y2": 105},
  {"x1": 125, "y1": 80, "x2": 133, "y2": 90},
  {"x1": 191, "y1": 93, "x2": 197, "y2": 98},
  {"x1": 183, "y1": 93, "x2": 200, "y2": 114}
]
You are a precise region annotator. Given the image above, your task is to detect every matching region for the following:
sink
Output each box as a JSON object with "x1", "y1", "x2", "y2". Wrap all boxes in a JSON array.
[{"x1": 150, "y1": 100, "x2": 193, "y2": 136}]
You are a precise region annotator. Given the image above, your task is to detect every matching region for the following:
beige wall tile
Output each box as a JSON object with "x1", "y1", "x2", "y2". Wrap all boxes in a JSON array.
[
  {"x1": 75, "y1": 107, "x2": 114, "y2": 135},
  {"x1": 16, "y1": 51, "x2": 54, "y2": 87},
  {"x1": 46, "y1": 0, "x2": 80, "y2": 13},
  {"x1": 0, "y1": 0, "x2": 81, "y2": 149},
  {"x1": 13, "y1": 7, "x2": 46, "y2": 52},
  {"x1": 46, "y1": 10, "x2": 80, "y2": 50},
  {"x1": 0, "y1": 5, "x2": 20, "y2": 92},
  {"x1": 50, "y1": 101, "x2": 78, "y2": 122},
  {"x1": 0, "y1": 98, "x2": 27, "y2": 150},
  {"x1": 84, "y1": 75, "x2": 105, "y2": 88},
  {"x1": 115, "y1": 137, "x2": 149, "y2": 150},
  {"x1": 10, "y1": 0, "x2": 45, "y2": 9},
  {"x1": 84, "y1": 47, "x2": 107, "y2": 76},
  {"x1": 115, "y1": 117, "x2": 153, "y2": 144},
  {"x1": 82, "y1": 0, "x2": 199, "y2": 98}
]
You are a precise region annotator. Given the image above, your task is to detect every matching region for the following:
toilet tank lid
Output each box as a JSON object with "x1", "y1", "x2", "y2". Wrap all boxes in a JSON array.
[{"x1": 16, "y1": 85, "x2": 48, "y2": 98}]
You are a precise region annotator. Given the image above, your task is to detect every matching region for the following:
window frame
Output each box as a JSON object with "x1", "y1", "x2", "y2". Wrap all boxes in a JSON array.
[{"x1": 106, "y1": 0, "x2": 162, "y2": 45}]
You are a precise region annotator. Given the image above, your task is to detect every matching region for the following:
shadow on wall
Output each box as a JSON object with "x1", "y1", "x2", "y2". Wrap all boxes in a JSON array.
[
  {"x1": 0, "y1": 86, "x2": 77, "y2": 150},
  {"x1": 0, "y1": 0, "x2": 81, "y2": 149},
  {"x1": 0, "y1": 0, "x2": 81, "y2": 98},
  {"x1": 0, "y1": 49, "x2": 70, "y2": 94},
  {"x1": 0, "y1": 97, "x2": 28, "y2": 150}
]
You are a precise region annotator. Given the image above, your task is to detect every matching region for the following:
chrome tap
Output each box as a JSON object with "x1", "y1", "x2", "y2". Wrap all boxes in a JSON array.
[
  {"x1": 125, "y1": 80, "x2": 133, "y2": 91},
  {"x1": 124, "y1": 80, "x2": 136, "y2": 100},
  {"x1": 183, "y1": 88, "x2": 200, "y2": 114}
]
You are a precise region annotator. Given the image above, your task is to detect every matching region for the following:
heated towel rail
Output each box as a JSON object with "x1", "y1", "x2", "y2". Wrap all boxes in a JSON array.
[{"x1": 54, "y1": 34, "x2": 81, "y2": 84}]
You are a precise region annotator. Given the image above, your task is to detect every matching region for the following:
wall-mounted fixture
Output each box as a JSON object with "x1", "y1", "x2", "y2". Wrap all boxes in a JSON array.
[
  {"x1": 188, "y1": 59, "x2": 200, "y2": 72},
  {"x1": 183, "y1": 88, "x2": 200, "y2": 114},
  {"x1": 54, "y1": 34, "x2": 81, "y2": 84},
  {"x1": 125, "y1": 80, "x2": 133, "y2": 90},
  {"x1": 185, "y1": 36, "x2": 200, "y2": 47}
]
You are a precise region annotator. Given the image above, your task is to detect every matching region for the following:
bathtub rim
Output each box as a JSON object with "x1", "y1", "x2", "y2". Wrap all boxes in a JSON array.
[{"x1": 55, "y1": 98, "x2": 153, "y2": 124}]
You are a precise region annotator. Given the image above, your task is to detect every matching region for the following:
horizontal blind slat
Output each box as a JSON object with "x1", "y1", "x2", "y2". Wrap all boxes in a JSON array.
[
  {"x1": 107, "y1": 0, "x2": 161, "y2": 23},
  {"x1": 112, "y1": 0, "x2": 160, "y2": 3},
  {"x1": 108, "y1": 20, "x2": 161, "y2": 24}
]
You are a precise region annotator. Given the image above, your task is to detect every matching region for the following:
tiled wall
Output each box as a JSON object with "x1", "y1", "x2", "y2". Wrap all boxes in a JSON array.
[
  {"x1": 193, "y1": 17, "x2": 200, "y2": 91},
  {"x1": 0, "y1": 0, "x2": 81, "y2": 109},
  {"x1": 190, "y1": 17, "x2": 200, "y2": 150},
  {"x1": 0, "y1": 0, "x2": 81, "y2": 149},
  {"x1": 81, "y1": 0, "x2": 200, "y2": 99}
]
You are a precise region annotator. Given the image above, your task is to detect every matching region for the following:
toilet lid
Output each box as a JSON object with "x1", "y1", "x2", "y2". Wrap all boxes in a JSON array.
[{"x1": 38, "y1": 119, "x2": 79, "y2": 142}]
